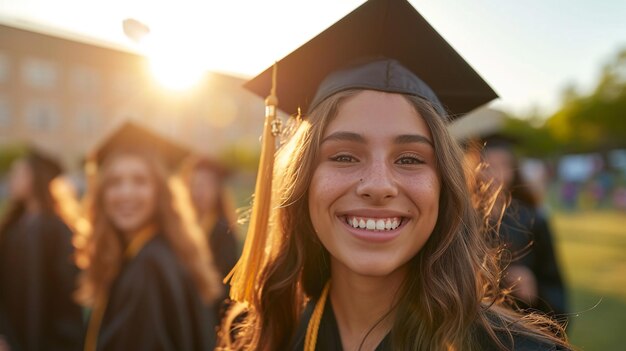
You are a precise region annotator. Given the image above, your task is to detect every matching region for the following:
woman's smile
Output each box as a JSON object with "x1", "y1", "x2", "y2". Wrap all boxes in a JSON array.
[{"x1": 335, "y1": 209, "x2": 412, "y2": 243}]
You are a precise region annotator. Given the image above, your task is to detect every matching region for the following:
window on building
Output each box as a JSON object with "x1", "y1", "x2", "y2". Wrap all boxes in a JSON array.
[
  {"x1": 0, "y1": 53, "x2": 9, "y2": 84},
  {"x1": 25, "y1": 100, "x2": 60, "y2": 131},
  {"x1": 0, "y1": 96, "x2": 11, "y2": 129},
  {"x1": 71, "y1": 66, "x2": 100, "y2": 94},
  {"x1": 22, "y1": 58, "x2": 59, "y2": 89},
  {"x1": 74, "y1": 104, "x2": 100, "y2": 133}
]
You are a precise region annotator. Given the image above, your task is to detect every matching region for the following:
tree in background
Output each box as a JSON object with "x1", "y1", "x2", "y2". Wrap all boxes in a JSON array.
[
  {"x1": 547, "y1": 48, "x2": 626, "y2": 153},
  {"x1": 503, "y1": 48, "x2": 626, "y2": 157}
]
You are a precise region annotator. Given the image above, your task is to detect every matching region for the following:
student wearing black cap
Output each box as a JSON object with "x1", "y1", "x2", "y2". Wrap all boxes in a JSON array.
[
  {"x1": 181, "y1": 156, "x2": 240, "y2": 321},
  {"x1": 0, "y1": 148, "x2": 84, "y2": 351},
  {"x1": 75, "y1": 121, "x2": 221, "y2": 351},
  {"x1": 220, "y1": 0, "x2": 570, "y2": 350},
  {"x1": 480, "y1": 135, "x2": 568, "y2": 326}
]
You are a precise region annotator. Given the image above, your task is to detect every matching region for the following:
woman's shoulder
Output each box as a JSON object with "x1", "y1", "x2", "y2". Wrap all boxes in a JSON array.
[
  {"x1": 476, "y1": 309, "x2": 570, "y2": 351},
  {"x1": 132, "y1": 236, "x2": 180, "y2": 268},
  {"x1": 476, "y1": 329, "x2": 567, "y2": 351},
  {"x1": 115, "y1": 236, "x2": 195, "y2": 298}
]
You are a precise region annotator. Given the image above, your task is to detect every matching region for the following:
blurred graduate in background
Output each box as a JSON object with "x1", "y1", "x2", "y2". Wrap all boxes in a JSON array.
[
  {"x1": 75, "y1": 121, "x2": 222, "y2": 351},
  {"x1": 480, "y1": 135, "x2": 568, "y2": 326},
  {"x1": 182, "y1": 156, "x2": 239, "y2": 321},
  {"x1": 0, "y1": 148, "x2": 84, "y2": 351}
]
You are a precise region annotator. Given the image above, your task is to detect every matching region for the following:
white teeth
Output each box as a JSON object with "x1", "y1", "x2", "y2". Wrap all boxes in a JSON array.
[
  {"x1": 376, "y1": 220, "x2": 385, "y2": 230},
  {"x1": 346, "y1": 216, "x2": 403, "y2": 231}
]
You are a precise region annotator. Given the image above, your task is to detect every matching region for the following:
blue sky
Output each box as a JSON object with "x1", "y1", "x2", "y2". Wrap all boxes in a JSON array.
[{"x1": 1, "y1": 0, "x2": 624, "y2": 116}]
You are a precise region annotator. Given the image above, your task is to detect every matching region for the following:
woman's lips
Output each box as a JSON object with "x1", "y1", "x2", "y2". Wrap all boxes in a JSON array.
[{"x1": 337, "y1": 215, "x2": 408, "y2": 243}]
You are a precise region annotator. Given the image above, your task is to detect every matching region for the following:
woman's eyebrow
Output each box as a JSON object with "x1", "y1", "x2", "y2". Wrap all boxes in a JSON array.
[
  {"x1": 394, "y1": 134, "x2": 433, "y2": 147},
  {"x1": 321, "y1": 131, "x2": 366, "y2": 144}
]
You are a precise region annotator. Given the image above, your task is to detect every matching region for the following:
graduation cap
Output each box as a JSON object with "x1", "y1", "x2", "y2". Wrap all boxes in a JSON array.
[
  {"x1": 227, "y1": 0, "x2": 498, "y2": 305},
  {"x1": 89, "y1": 121, "x2": 189, "y2": 172},
  {"x1": 245, "y1": 0, "x2": 497, "y2": 119},
  {"x1": 3, "y1": 144, "x2": 63, "y2": 179},
  {"x1": 29, "y1": 149, "x2": 63, "y2": 179},
  {"x1": 180, "y1": 155, "x2": 233, "y2": 183},
  {"x1": 481, "y1": 133, "x2": 519, "y2": 151}
]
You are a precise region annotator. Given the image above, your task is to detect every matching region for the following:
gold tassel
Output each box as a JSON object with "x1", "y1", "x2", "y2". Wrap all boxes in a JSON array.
[
  {"x1": 304, "y1": 281, "x2": 331, "y2": 351},
  {"x1": 225, "y1": 63, "x2": 279, "y2": 303}
]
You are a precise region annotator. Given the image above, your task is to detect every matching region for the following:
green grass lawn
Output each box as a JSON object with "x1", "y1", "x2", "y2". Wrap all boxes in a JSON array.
[{"x1": 552, "y1": 211, "x2": 626, "y2": 350}]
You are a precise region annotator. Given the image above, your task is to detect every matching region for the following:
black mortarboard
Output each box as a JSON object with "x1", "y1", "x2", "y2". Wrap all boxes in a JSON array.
[
  {"x1": 3, "y1": 144, "x2": 63, "y2": 179},
  {"x1": 29, "y1": 150, "x2": 63, "y2": 179},
  {"x1": 181, "y1": 155, "x2": 233, "y2": 180},
  {"x1": 481, "y1": 133, "x2": 519, "y2": 151},
  {"x1": 244, "y1": 0, "x2": 497, "y2": 119},
  {"x1": 89, "y1": 121, "x2": 189, "y2": 171}
]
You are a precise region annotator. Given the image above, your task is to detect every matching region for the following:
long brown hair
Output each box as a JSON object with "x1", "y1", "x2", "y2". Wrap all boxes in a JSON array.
[
  {"x1": 221, "y1": 90, "x2": 568, "y2": 350},
  {"x1": 74, "y1": 150, "x2": 222, "y2": 306}
]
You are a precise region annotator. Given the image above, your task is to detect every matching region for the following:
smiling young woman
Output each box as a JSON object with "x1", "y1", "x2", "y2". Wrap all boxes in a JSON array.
[
  {"x1": 219, "y1": 0, "x2": 571, "y2": 350},
  {"x1": 75, "y1": 122, "x2": 222, "y2": 351}
]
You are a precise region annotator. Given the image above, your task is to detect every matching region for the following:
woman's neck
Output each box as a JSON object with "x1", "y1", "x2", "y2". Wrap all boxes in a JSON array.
[
  {"x1": 24, "y1": 198, "x2": 41, "y2": 215},
  {"x1": 122, "y1": 223, "x2": 158, "y2": 260},
  {"x1": 123, "y1": 223, "x2": 157, "y2": 242},
  {"x1": 329, "y1": 260, "x2": 406, "y2": 351}
]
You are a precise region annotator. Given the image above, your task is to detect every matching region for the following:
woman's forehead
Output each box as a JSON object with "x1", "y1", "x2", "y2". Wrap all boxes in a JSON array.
[
  {"x1": 103, "y1": 153, "x2": 152, "y2": 174},
  {"x1": 323, "y1": 91, "x2": 432, "y2": 142}
]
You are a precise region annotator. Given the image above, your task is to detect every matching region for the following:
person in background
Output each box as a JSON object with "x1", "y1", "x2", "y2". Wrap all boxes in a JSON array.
[
  {"x1": 0, "y1": 148, "x2": 84, "y2": 351},
  {"x1": 75, "y1": 121, "x2": 222, "y2": 351},
  {"x1": 184, "y1": 157, "x2": 239, "y2": 282},
  {"x1": 183, "y1": 157, "x2": 239, "y2": 321},
  {"x1": 481, "y1": 136, "x2": 568, "y2": 326}
]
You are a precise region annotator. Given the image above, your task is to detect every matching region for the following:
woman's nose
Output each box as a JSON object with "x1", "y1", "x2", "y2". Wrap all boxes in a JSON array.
[{"x1": 355, "y1": 159, "x2": 398, "y2": 203}]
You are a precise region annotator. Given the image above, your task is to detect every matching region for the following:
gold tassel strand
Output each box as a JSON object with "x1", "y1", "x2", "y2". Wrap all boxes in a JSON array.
[
  {"x1": 225, "y1": 63, "x2": 279, "y2": 304},
  {"x1": 304, "y1": 281, "x2": 331, "y2": 351}
]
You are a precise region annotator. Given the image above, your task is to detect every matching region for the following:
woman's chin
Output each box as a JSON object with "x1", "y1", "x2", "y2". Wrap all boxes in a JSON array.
[{"x1": 339, "y1": 256, "x2": 403, "y2": 278}]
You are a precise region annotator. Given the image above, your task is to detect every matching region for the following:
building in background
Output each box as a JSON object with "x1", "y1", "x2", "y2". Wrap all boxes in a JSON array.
[{"x1": 0, "y1": 21, "x2": 264, "y2": 171}]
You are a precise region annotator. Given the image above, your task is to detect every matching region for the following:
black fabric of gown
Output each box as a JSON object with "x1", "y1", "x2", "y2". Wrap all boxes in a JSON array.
[
  {"x1": 95, "y1": 235, "x2": 215, "y2": 351},
  {"x1": 208, "y1": 217, "x2": 238, "y2": 280},
  {"x1": 0, "y1": 212, "x2": 84, "y2": 351},
  {"x1": 500, "y1": 199, "x2": 568, "y2": 320},
  {"x1": 290, "y1": 298, "x2": 567, "y2": 351},
  {"x1": 207, "y1": 217, "x2": 239, "y2": 323}
]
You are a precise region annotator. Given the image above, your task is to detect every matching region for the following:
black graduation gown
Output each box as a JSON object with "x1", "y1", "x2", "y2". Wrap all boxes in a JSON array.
[
  {"x1": 0, "y1": 213, "x2": 84, "y2": 351},
  {"x1": 500, "y1": 200, "x2": 568, "y2": 319},
  {"x1": 95, "y1": 235, "x2": 215, "y2": 351},
  {"x1": 290, "y1": 299, "x2": 567, "y2": 351},
  {"x1": 208, "y1": 217, "x2": 238, "y2": 280},
  {"x1": 207, "y1": 217, "x2": 238, "y2": 321}
]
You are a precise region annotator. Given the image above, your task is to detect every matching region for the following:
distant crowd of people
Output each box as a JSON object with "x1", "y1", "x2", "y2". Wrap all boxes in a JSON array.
[{"x1": 0, "y1": 122, "x2": 239, "y2": 350}]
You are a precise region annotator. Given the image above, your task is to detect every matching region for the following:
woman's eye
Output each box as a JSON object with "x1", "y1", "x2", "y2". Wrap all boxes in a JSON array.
[
  {"x1": 396, "y1": 155, "x2": 424, "y2": 165},
  {"x1": 330, "y1": 154, "x2": 357, "y2": 163}
]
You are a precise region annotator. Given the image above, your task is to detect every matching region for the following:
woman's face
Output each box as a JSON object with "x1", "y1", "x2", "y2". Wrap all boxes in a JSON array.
[
  {"x1": 190, "y1": 168, "x2": 219, "y2": 214},
  {"x1": 103, "y1": 154, "x2": 158, "y2": 235},
  {"x1": 309, "y1": 91, "x2": 441, "y2": 277},
  {"x1": 8, "y1": 159, "x2": 33, "y2": 202},
  {"x1": 483, "y1": 148, "x2": 515, "y2": 190}
]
